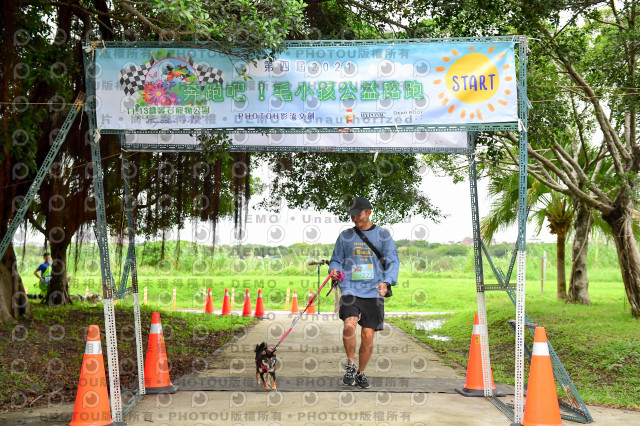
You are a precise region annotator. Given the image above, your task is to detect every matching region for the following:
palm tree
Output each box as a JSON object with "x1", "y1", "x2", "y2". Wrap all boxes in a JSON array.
[
  {"x1": 542, "y1": 195, "x2": 575, "y2": 300},
  {"x1": 480, "y1": 172, "x2": 574, "y2": 300}
]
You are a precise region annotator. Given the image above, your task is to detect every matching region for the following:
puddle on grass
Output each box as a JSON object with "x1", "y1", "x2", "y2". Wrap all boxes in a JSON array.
[
  {"x1": 413, "y1": 318, "x2": 451, "y2": 341},
  {"x1": 425, "y1": 334, "x2": 451, "y2": 341}
]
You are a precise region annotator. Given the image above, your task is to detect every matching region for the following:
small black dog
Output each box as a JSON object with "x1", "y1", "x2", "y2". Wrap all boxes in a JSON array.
[{"x1": 254, "y1": 342, "x2": 277, "y2": 391}]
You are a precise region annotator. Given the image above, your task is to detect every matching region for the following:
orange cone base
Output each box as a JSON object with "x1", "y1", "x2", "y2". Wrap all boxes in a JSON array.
[
  {"x1": 455, "y1": 386, "x2": 504, "y2": 397},
  {"x1": 69, "y1": 418, "x2": 118, "y2": 426},
  {"x1": 145, "y1": 383, "x2": 178, "y2": 394},
  {"x1": 70, "y1": 414, "x2": 116, "y2": 426}
]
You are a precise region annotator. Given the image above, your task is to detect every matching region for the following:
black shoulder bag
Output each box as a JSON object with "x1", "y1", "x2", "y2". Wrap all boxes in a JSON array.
[{"x1": 353, "y1": 226, "x2": 393, "y2": 297}]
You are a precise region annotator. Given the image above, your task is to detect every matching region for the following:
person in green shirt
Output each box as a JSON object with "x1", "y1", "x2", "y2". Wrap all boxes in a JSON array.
[{"x1": 33, "y1": 252, "x2": 52, "y2": 297}]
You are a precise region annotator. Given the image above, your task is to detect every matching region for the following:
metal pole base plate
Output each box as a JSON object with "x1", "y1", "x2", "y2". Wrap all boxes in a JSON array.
[
  {"x1": 144, "y1": 384, "x2": 179, "y2": 394},
  {"x1": 455, "y1": 387, "x2": 505, "y2": 397}
]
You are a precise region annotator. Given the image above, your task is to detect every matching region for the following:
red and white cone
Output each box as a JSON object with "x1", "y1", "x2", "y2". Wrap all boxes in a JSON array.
[
  {"x1": 242, "y1": 289, "x2": 252, "y2": 316},
  {"x1": 204, "y1": 288, "x2": 214, "y2": 314},
  {"x1": 254, "y1": 289, "x2": 265, "y2": 318},
  {"x1": 221, "y1": 288, "x2": 231, "y2": 315},
  {"x1": 144, "y1": 312, "x2": 178, "y2": 394},
  {"x1": 69, "y1": 325, "x2": 114, "y2": 426}
]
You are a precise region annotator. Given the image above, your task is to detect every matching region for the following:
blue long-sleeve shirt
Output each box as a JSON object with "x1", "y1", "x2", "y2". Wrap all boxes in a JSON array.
[{"x1": 329, "y1": 225, "x2": 400, "y2": 298}]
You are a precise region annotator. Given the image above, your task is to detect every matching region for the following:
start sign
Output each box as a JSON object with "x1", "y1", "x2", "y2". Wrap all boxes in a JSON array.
[{"x1": 91, "y1": 40, "x2": 518, "y2": 132}]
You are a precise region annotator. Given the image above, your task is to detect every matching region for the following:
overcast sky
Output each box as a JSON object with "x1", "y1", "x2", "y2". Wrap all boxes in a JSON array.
[{"x1": 205, "y1": 160, "x2": 554, "y2": 246}]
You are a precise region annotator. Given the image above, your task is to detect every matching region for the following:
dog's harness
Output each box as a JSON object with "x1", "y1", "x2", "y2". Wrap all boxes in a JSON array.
[
  {"x1": 274, "y1": 271, "x2": 344, "y2": 350},
  {"x1": 256, "y1": 359, "x2": 270, "y2": 373}
]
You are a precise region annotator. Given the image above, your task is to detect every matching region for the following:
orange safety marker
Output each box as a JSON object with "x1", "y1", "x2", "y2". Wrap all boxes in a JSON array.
[
  {"x1": 205, "y1": 288, "x2": 214, "y2": 314},
  {"x1": 144, "y1": 312, "x2": 178, "y2": 394},
  {"x1": 290, "y1": 290, "x2": 299, "y2": 314},
  {"x1": 143, "y1": 286, "x2": 147, "y2": 306},
  {"x1": 307, "y1": 289, "x2": 316, "y2": 314},
  {"x1": 254, "y1": 288, "x2": 265, "y2": 318},
  {"x1": 522, "y1": 327, "x2": 564, "y2": 426},
  {"x1": 242, "y1": 289, "x2": 252, "y2": 316},
  {"x1": 202, "y1": 287, "x2": 206, "y2": 310},
  {"x1": 24, "y1": 286, "x2": 28, "y2": 294},
  {"x1": 221, "y1": 288, "x2": 231, "y2": 315},
  {"x1": 285, "y1": 288, "x2": 290, "y2": 311},
  {"x1": 84, "y1": 286, "x2": 88, "y2": 298},
  {"x1": 455, "y1": 313, "x2": 504, "y2": 397},
  {"x1": 69, "y1": 325, "x2": 114, "y2": 426},
  {"x1": 171, "y1": 287, "x2": 177, "y2": 310}
]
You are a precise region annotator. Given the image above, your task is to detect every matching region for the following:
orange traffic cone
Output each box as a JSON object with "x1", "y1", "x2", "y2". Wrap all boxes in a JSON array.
[
  {"x1": 254, "y1": 288, "x2": 265, "y2": 318},
  {"x1": 144, "y1": 312, "x2": 178, "y2": 394},
  {"x1": 290, "y1": 290, "x2": 299, "y2": 313},
  {"x1": 69, "y1": 325, "x2": 114, "y2": 426},
  {"x1": 455, "y1": 313, "x2": 504, "y2": 397},
  {"x1": 242, "y1": 289, "x2": 252, "y2": 316},
  {"x1": 522, "y1": 327, "x2": 564, "y2": 426},
  {"x1": 205, "y1": 288, "x2": 214, "y2": 314},
  {"x1": 221, "y1": 288, "x2": 231, "y2": 315},
  {"x1": 307, "y1": 289, "x2": 316, "y2": 314}
]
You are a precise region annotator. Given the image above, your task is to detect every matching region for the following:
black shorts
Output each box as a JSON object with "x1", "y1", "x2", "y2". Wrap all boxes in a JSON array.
[{"x1": 339, "y1": 295, "x2": 385, "y2": 331}]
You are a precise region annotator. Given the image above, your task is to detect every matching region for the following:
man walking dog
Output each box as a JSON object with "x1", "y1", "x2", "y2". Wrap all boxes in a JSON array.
[{"x1": 329, "y1": 197, "x2": 399, "y2": 389}]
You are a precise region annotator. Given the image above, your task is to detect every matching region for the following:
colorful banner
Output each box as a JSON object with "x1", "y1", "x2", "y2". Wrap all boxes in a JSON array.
[
  {"x1": 94, "y1": 42, "x2": 518, "y2": 131},
  {"x1": 122, "y1": 131, "x2": 468, "y2": 151}
]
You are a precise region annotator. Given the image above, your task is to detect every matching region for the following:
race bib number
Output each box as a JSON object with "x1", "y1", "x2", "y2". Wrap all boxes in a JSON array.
[
  {"x1": 43, "y1": 266, "x2": 52, "y2": 285},
  {"x1": 352, "y1": 264, "x2": 374, "y2": 280}
]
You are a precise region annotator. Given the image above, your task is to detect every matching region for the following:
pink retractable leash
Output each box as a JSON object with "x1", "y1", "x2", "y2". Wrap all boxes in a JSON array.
[{"x1": 274, "y1": 271, "x2": 345, "y2": 349}]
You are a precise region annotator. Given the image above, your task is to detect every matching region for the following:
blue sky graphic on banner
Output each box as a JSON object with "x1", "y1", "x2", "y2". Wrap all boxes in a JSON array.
[{"x1": 94, "y1": 42, "x2": 518, "y2": 130}]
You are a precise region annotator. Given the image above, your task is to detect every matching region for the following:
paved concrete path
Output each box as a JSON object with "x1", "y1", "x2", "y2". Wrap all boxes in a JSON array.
[
  {"x1": 121, "y1": 312, "x2": 637, "y2": 425},
  {"x1": 3, "y1": 312, "x2": 639, "y2": 425}
]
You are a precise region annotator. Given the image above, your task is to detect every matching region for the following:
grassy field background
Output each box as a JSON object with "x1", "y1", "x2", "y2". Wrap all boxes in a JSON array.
[
  {"x1": 17, "y1": 240, "x2": 627, "y2": 312},
  {"x1": 11, "y1": 240, "x2": 640, "y2": 409}
]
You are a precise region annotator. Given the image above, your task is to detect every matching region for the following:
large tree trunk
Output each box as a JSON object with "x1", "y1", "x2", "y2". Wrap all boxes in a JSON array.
[
  {"x1": 603, "y1": 201, "x2": 640, "y2": 317},
  {"x1": 0, "y1": 0, "x2": 30, "y2": 324},
  {"x1": 556, "y1": 230, "x2": 567, "y2": 300},
  {"x1": 46, "y1": 235, "x2": 72, "y2": 306},
  {"x1": 569, "y1": 200, "x2": 592, "y2": 304},
  {"x1": 42, "y1": 202, "x2": 75, "y2": 306},
  {"x1": 0, "y1": 244, "x2": 32, "y2": 323}
]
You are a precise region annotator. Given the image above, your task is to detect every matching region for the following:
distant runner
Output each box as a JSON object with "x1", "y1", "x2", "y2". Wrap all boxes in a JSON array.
[{"x1": 34, "y1": 252, "x2": 52, "y2": 297}]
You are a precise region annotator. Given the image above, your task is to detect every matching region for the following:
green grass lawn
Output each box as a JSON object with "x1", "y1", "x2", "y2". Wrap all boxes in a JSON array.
[
  {"x1": 16, "y1": 240, "x2": 639, "y2": 410},
  {"x1": 387, "y1": 279, "x2": 640, "y2": 410},
  {"x1": 59, "y1": 265, "x2": 640, "y2": 409},
  {"x1": 65, "y1": 269, "x2": 628, "y2": 313},
  {"x1": 66, "y1": 273, "x2": 494, "y2": 312},
  {"x1": 0, "y1": 304, "x2": 256, "y2": 412}
]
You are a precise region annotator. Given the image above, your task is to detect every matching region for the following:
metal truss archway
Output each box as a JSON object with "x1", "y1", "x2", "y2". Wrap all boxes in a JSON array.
[{"x1": 0, "y1": 36, "x2": 592, "y2": 425}]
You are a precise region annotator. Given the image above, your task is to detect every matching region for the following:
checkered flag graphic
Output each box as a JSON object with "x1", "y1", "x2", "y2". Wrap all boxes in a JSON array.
[
  {"x1": 188, "y1": 55, "x2": 224, "y2": 90},
  {"x1": 118, "y1": 56, "x2": 157, "y2": 96}
]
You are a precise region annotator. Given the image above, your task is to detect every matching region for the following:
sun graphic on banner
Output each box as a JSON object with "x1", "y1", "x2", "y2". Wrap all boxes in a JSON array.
[{"x1": 432, "y1": 46, "x2": 513, "y2": 120}]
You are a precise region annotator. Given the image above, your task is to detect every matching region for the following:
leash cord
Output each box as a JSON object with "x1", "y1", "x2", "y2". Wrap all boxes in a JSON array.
[{"x1": 274, "y1": 273, "x2": 337, "y2": 349}]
